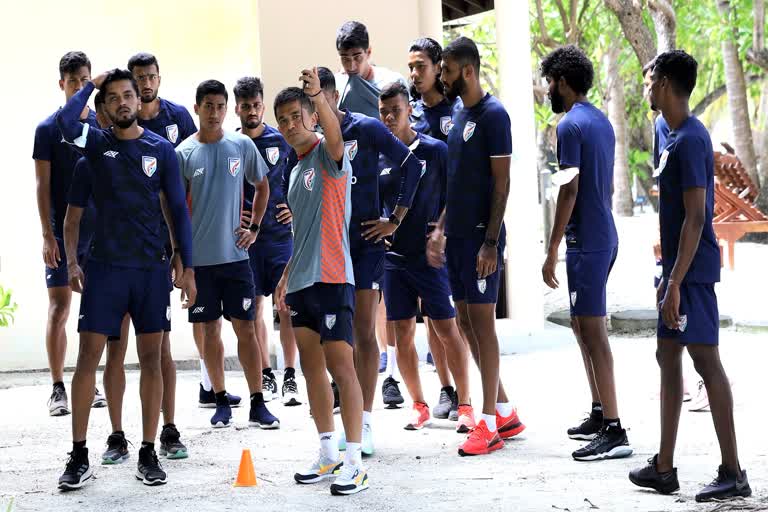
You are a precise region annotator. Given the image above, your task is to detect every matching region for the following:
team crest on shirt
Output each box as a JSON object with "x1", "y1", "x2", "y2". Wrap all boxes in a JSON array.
[
  {"x1": 463, "y1": 121, "x2": 477, "y2": 142},
  {"x1": 477, "y1": 279, "x2": 487, "y2": 294},
  {"x1": 142, "y1": 156, "x2": 158, "y2": 177},
  {"x1": 266, "y1": 147, "x2": 280, "y2": 165},
  {"x1": 166, "y1": 124, "x2": 179, "y2": 144},
  {"x1": 344, "y1": 140, "x2": 358, "y2": 161},
  {"x1": 303, "y1": 168, "x2": 315, "y2": 191},
  {"x1": 570, "y1": 291, "x2": 577, "y2": 306},
  {"x1": 419, "y1": 160, "x2": 427, "y2": 177},
  {"x1": 229, "y1": 157, "x2": 241, "y2": 177},
  {"x1": 243, "y1": 298, "x2": 252, "y2": 311},
  {"x1": 440, "y1": 116, "x2": 453, "y2": 135},
  {"x1": 325, "y1": 314, "x2": 337, "y2": 329},
  {"x1": 653, "y1": 149, "x2": 670, "y2": 178}
]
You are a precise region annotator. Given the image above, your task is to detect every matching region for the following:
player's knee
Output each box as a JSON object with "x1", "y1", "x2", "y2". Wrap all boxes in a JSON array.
[
  {"x1": 48, "y1": 300, "x2": 71, "y2": 325},
  {"x1": 456, "y1": 312, "x2": 472, "y2": 336}
]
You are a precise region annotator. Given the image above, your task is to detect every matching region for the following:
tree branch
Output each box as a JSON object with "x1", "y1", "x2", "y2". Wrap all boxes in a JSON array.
[
  {"x1": 604, "y1": 0, "x2": 657, "y2": 66},
  {"x1": 648, "y1": 0, "x2": 677, "y2": 53},
  {"x1": 692, "y1": 73, "x2": 766, "y2": 116},
  {"x1": 578, "y1": 0, "x2": 593, "y2": 25},
  {"x1": 534, "y1": 0, "x2": 560, "y2": 49},
  {"x1": 755, "y1": 0, "x2": 765, "y2": 51},
  {"x1": 553, "y1": 0, "x2": 571, "y2": 33}
]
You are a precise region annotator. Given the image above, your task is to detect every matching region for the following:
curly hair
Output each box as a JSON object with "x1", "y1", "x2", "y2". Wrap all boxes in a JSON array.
[
  {"x1": 651, "y1": 50, "x2": 698, "y2": 97},
  {"x1": 540, "y1": 45, "x2": 594, "y2": 95},
  {"x1": 233, "y1": 76, "x2": 264, "y2": 101}
]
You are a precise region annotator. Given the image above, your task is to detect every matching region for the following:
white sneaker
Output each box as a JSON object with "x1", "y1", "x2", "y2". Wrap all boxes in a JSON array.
[
  {"x1": 92, "y1": 388, "x2": 107, "y2": 408},
  {"x1": 282, "y1": 375, "x2": 302, "y2": 407},
  {"x1": 294, "y1": 451, "x2": 342, "y2": 484},
  {"x1": 362, "y1": 423, "x2": 374, "y2": 456},
  {"x1": 261, "y1": 373, "x2": 275, "y2": 402},
  {"x1": 688, "y1": 380, "x2": 709, "y2": 412},
  {"x1": 48, "y1": 386, "x2": 69, "y2": 416},
  {"x1": 330, "y1": 461, "x2": 369, "y2": 495}
]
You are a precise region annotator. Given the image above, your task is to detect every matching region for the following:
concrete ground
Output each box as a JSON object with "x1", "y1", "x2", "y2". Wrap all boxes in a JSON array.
[{"x1": 1, "y1": 327, "x2": 766, "y2": 512}]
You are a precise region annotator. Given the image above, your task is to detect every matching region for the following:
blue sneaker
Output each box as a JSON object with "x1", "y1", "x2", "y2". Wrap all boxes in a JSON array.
[
  {"x1": 210, "y1": 404, "x2": 232, "y2": 428},
  {"x1": 426, "y1": 352, "x2": 434, "y2": 366},
  {"x1": 249, "y1": 402, "x2": 280, "y2": 429},
  {"x1": 378, "y1": 352, "x2": 387, "y2": 373},
  {"x1": 198, "y1": 384, "x2": 241, "y2": 408}
]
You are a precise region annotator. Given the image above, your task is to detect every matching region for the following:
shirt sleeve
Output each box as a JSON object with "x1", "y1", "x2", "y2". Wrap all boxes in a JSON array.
[
  {"x1": 437, "y1": 141, "x2": 448, "y2": 212},
  {"x1": 677, "y1": 135, "x2": 708, "y2": 190},
  {"x1": 161, "y1": 144, "x2": 193, "y2": 267},
  {"x1": 55, "y1": 82, "x2": 108, "y2": 157},
  {"x1": 67, "y1": 158, "x2": 92, "y2": 208},
  {"x1": 245, "y1": 139, "x2": 268, "y2": 185},
  {"x1": 486, "y1": 106, "x2": 513, "y2": 157},
  {"x1": 370, "y1": 118, "x2": 420, "y2": 208},
  {"x1": 32, "y1": 122, "x2": 53, "y2": 161},
  {"x1": 556, "y1": 118, "x2": 582, "y2": 169},
  {"x1": 320, "y1": 138, "x2": 349, "y2": 178}
]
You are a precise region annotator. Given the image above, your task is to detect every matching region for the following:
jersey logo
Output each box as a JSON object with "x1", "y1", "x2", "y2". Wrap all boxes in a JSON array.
[
  {"x1": 344, "y1": 140, "x2": 358, "y2": 161},
  {"x1": 463, "y1": 121, "x2": 477, "y2": 142},
  {"x1": 380, "y1": 168, "x2": 391, "y2": 176},
  {"x1": 290, "y1": 310, "x2": 298, "y2": 317},
  {"x1": 570, "y1": 291, "x2": 577, "y2": 307},
  {"x1": 166, "y1": 306, "x2": 171, "y2": 321},
  {"x1": 193, "y1": 167, "x2": 205, "y2": 178},
  {"x1": 166, "y1": 124, "x2": 179, "y2": 144},
  {"x1": 266, "y1": 147, "x2": 280, "y2": 165},
  {"x1": 477, "y1": 279, "x2": 487, "y2": 294},
  {"x1": 440, "y1": 116, "x2": 453, "y2": 135},
  {"x1": 324, "y1": 314, "x2": 337, "y2": 330},
  {"x1": 419, "y1": 160, "x2": 427, "y2": 177},
  {"x1": 228, "y1": 157, "x2": 241, "y2": 177},
  {"x1": 142, "y1": 156, "x2": 158, "y2": 177},
  {"x1": 243, "y1": 298, "x2": 252, "y2": 311},
  {"x1": 193, "y1": 306, "x2": 205, "y2": 314},
  {"x1": 103, "y1": 150, "x2": 119, "y2": 158},
  {"x1": 372, "y1": 282, "x2": 380, "y2": 291},
  {"x1": 654, "y1": 149, "x2": 670, "y2": 178},
  {"x1": 303, "y1": 168, "x2": 315, "y2": 191}
]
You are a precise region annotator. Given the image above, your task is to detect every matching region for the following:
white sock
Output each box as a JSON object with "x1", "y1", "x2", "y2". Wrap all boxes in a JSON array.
[
  {"x1": 482, "y1": 413, "x2": 497, "y2": 432},
  {"x1": 344, "y1": 442, "x2": 362, "y2": 466},
  {"x1": 496, "y1": 402, "x2": 513, "y2": 417},
  {"x1": 319, "y1": 431, "x2": 338, "y2": 461},
  {"x1": 200, "y1": 359, "x2": 212, "y2": 392},
  {"x1": 362, "y1": 410, "x2": 373, "y2": 427},
  {"x1": 386, "y1": 346, "x2": 397, "y2": 377}
]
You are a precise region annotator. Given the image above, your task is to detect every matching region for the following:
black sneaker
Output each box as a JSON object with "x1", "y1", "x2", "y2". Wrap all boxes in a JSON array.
[
  {"x1": 382, "y1": 376, "x2": 404, "y2": 409},
  {"x1": 448, "y1": 388, "x2": 459, "y2": 421},
  {"x1": 695, "y1": 465, "x2": 752, "y2": 502},
  {"x1": 262, "y1": 371, "x2": 278, "y2": 402},
  {"x1": 58, "y1": 449, "x2": 92, "y2": 491},
  {"x1": 628, "y1": 454, "x2": 680, "y2": 494},
  {"x1": 282, "y1": 373, "x2": 302, "y2": 406},
  {"x1": 102, "y1": 432, "x2": 130, "y2": 465},
  {"x1": 572, "y1": 425, "x2": 633, "y2": 461},
  {"x1": 567, "y1": 412, "x2": 603, "y2": 441},
  {"x1": 198, "y1": 383, "x2": 242, "y2": 408},
  {"x1": 433, "y1": 387, "x2": 454, "y2": 419},
  {"x1": 159, "y1": 424, "x2": 188, "y2": 459},
  {"x1": 332, "y1": 381, "x2": 341, "y2": 414},
  {"x1": 136, "y1": 446, "x2": 167, "y2": 486}
]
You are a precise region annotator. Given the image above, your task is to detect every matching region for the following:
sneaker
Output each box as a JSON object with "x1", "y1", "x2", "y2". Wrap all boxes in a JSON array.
[
  {"x1": 628, "y1": 454, "x2": 680, "y2": 494},
  {"x1": 282, "y1": 373, "x2": 302, "y2": 407},
  {"x1": 362, "y1": 423, "x2": 374, "y2": 456},
  {"x1": 695, "y1": 465, "x2": 752, "y2": 502},
  {"x1": 249, "y1": 402, "x2": 280, "y2": 429},
  {"x1": 102, "y1": 432, "x2": 130, "y2": 464},
  {"x1": 572, "y1": 425, "x2": 633, "y2": 461},
  {"x1": 294, "y1": 451, "x2": 343, "y2": 484},
  {"x1": 198, "y1": 384, "x2": 241, "y2": 408},
  {"x1": 92, "y1": 388, "x2": 107, "y2": 408},
  {"x1": 456, "y1": 405, "x2": 476, "y2": 433},
  {"x1": 211, "y1": 403, "x2": 232, "y2": 428},
  {"x1": 567, "y1": 412, "x2": 603, "y2": 441},
  {"x1": 378, "y1": 352, "x2": 387, "y2": 373},
  {"x1": 135, "y1": 446, "x2": 167, "y2": 486},
  {"x1": 58, "y1": 449, "x2": 92, "y2": 490},
  {"x1": 688, "y1": 380, "x2": 710, "y2": 412},
  {"x1": 48, "y1": 385, "x2": 70, "y2": 417},
  {"x1": 426, "y1": 351, "x2": 434, "y2": 366},
  {"x1": 262, "y1": 372, "x2": 278, "y2": 402},
  {"x1": 404, "y1": 402, "x2": 431, "y2": 430},
  {"x1": 332, "y1": 381, "x2": 341, "y2": 414},
  {"x1": 330, "y1": 461, "x2": 369, "y2": 495},
  {"x1": 382, "y1": 376, "x2": 404, "y2": 408},
  {"x1": 448, "y1": 390, "x2": 459, "y2": 421},
  {"x1": 458, "y1": 420, "x2": 504, "y2": 456},
  {"x1": 496, "y1": 409, "x2": 526, "y2": 439},
  {"x1": 159, "y1": 424, "x2": 188, "y2": 459},
  {"x1": 432, "y1": 387, "x2": 454, "y2": 419}
]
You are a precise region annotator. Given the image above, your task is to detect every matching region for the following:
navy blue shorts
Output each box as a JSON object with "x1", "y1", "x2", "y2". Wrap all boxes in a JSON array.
[
  {"x1": 78, "y1": 260, "x2": 171, "y2": 338},
  {"x1": 657, "y1": 281, "x2": 719, "y2": 345},
  {"x1": 383, "y1": 254, "x2": 455, "y2": 321},
  {"x1": 351, "y1": 245, "x2": 384, "y2": 291},
  {"x1": 286, "y1": 283, "x2": 355, "y2": 345},
  {"x1": 249, "y1": 240, "x2": 292, "y2": 297},
  {"x1": 566, "y1": 247, "x2": 618, "y2": 317},
  {"x1": 189, "y1": 260, "x2": 255, "y2": 323},
  {"x1": 446, "y1": 232, "x2": 505, "y2": 304},
  {"x1": 45, "y1": 237, "x2": 90, "y2": 288}
]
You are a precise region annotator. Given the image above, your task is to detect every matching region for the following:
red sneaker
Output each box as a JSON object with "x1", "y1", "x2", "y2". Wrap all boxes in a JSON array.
[
  {"x1": 456, "y1": 405, "x2": 476, "y2": 433},
  {"x1": 496, "y1": 408, "x2": 526, "y2": 439},
  {"x1": 404, "y1": 401, "x2": 430, "y2": 430},
  {"x1": 458, "y1": 420, "x2": 504, "y2": 456}
]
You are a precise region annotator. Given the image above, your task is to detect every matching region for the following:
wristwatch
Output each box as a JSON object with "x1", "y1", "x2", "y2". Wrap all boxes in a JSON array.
[
  {"x1": 484, "y1": 238, "x2": 498, "y2": 247},
  {"x1": 248, "y1": 223, "x2": 260, "y2": 233},
  {"x1": 388, "y1": 214, "x2": 401, "y2": 227}
]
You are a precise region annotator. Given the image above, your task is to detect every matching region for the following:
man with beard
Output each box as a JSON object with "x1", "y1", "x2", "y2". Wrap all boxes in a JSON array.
[
  {"x1": 539, "y1": 45, "x2": 631, "y2": 461},
  {"x1": 56, "y1": 69, "x2": 196, "y2": 489},
  {"x1": 426, "y1": 36, "x2": 524, "y2": 457}
]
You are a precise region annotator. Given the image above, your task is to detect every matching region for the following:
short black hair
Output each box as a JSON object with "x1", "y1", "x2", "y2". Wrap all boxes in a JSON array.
[
  {"x1": 273, "y1": 87, "x2": 313, "y2": 118},
  {"x1": 59, "y1": 51, "x2": 91, "y2": 80},
  {"x1": 442, "y1": 36, "x2": 480, "y2": 74},
  {"x1": 642, "y1": 57, "x2": 656, "y2": 76},
  {"x1": 233, "y1": 76, "x2": 264, "y2": 101},
  {"x1": 102, "y1": 68, "x2": 139, "y2": 97},
  {"x1": 127, "y1": 52, "x2": 159, "y2": 73},
  {"x1": 94, "y1": 89, "x2": 105, "y2": 107},
  {"x1": 317, "y1": 66, "x2": 336, "y2": 92},
  {"x1": 408, "y1": 37, "x2": 445, "y2": 98},
  {"x1": 336, "y1": 21, "x2": 369, "y2": 51},
  {"x1": 540, "y1": 45, "x2": 594, "y2": 95},
  {"x1": 196, "y1": 80, "x2": 228, "y2": 105},
  {"x1": 380, "y1": 81, "x2": 409, "y2": 102},
  {"x1": 651, "y1": 50, "x2": 698, "y2": 97}
]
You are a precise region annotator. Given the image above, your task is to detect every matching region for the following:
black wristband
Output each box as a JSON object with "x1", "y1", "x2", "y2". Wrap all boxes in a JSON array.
[
  {"x1": 307, "y1": 90, "x2": 322, "y2": 98},
  {"x1": 173, "y1": 248, "x2": 180, "y2": 254},
  {"x1": 249, "y1": 223, "x2": 260, "y2": 233},
  {"x1": 388, "y1": 214, "x2": 401, "y2": 227},
  {"x1": 484, "y1": 238, "x2": 498, "y2": 248}
]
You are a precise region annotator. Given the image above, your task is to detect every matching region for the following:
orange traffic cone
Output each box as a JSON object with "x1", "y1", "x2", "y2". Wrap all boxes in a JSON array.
[{"x1": 233, "y1": 449, "x2": 258, "y2": 487}]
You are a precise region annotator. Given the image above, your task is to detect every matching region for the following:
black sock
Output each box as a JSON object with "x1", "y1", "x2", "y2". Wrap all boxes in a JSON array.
[
  {"x1": 262, "y1": 367, "x2": 274, "y2": 377},
  {"x1": 72, "y1": 440, "x2": 86, "y2": 452},
  {"x1": 591, "y1": 402, "x2": 603, "y2": 419},
  {"x1": 113, "y1": 430, "x2": 125, "y2": 437},
  {"x1": 141, "y1": 441, "x2": 154, "y2": 451},
  {"x1": 215, "y1": 390, "x2": 229, "y2": 406},
  {"x1": 442, "y1": 385, "x2": 455, "y2": 394},
  {"x1": 604, "y1": 417, "x2": 621, "y2": 429},
  {"x1": 284, "y1": 367, "x2": 296, "y2": 379},
  {"x1": 251, "y1": 392, "x2": 265, "y2": 404},
  {"x1": 53, "y1": 381, "x2": 65, "y2": 391},
  {"x1": 162, "y1": 423, "x2": 175, "y2": 430}
]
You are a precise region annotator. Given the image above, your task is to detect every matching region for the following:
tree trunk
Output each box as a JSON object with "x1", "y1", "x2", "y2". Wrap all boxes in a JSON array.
[
  {"x1": 604, "y1": 45, "x2": 634, "y2": 216},
  {"x1": 648, "y1": 0, "x2": 677, "y2": 53},
  {"x1": 717, "y1": 0, "x2": 761, "y2": 188},
  {"x1": 604, "y1": 0, "x2": 657, "y2": 66}
]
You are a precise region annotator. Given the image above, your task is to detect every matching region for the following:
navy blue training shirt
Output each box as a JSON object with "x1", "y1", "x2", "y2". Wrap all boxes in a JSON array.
[
  {"x1": 556, "y1": 101, "x2": 619, "y2": 252},
  {"x1": 138, "y1": 98, "x2": 197, "y2": 147},
  {"x1": 410, "y1": 97, "x2": 462, "y2": 143},
  {"x1": 445, "y1": 93, "x2": 511, "y2": 239},
  {"x1": 379, "y1": 132, "x2": 446, "y2": 257},
  {"x1": 58, "y1": 82, "x2": 193, "y2": 268},
  {"x1": 657, "y1": 116, "x2": 720, "y2": 283}
]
